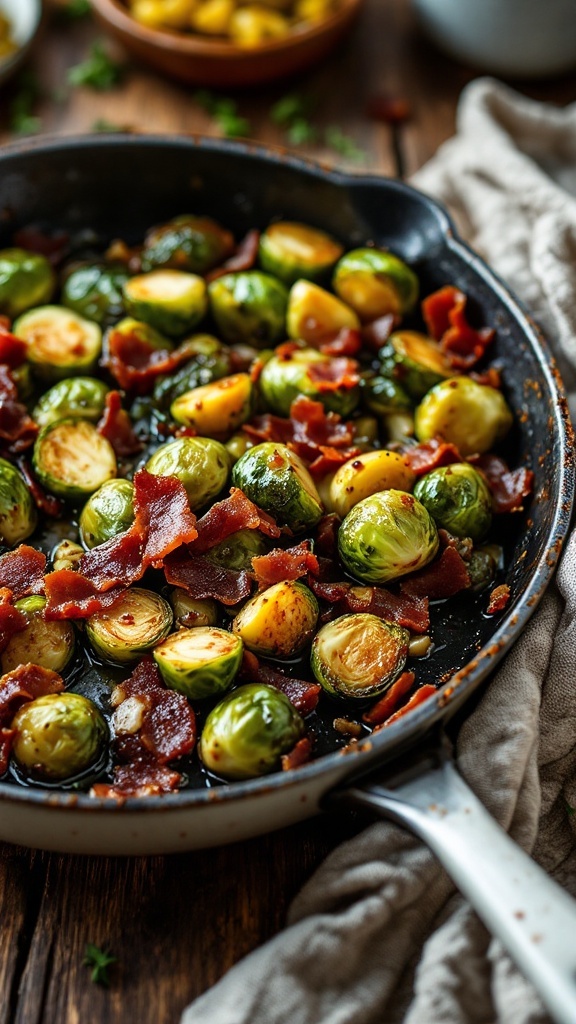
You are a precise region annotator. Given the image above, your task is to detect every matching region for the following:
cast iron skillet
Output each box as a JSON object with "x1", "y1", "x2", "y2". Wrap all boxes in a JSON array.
[{"x1": 0, "y1": 137, "x2": 575, "y2": 1022}]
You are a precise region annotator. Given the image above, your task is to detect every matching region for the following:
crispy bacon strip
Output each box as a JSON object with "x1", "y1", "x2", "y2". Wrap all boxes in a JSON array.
[
  {"x1": 133, "y1": 470, "x2": 198, "y2": 567},
  {"x1": 314, "y1": 514, "x2": 340, "y2": 558},
  {"x1": 468, "y1": 454, "x2": 534, "y2": 514},
  {"x1": 319, "y1": 328, "x2": 362, "y2": 357},
  {"x1": 251, "y1": 541, "x2": 319, "y2": 587},
  {"x1": 44, "y1": 571, "x2": 127, "y2": 619},
  {"x1": 244, "y1": 396, "x2": 360, "y2": 479},
  {"x1": 91, "y1": 764, "x2": 183, "y2": 799},
  {"x1": 240, "y1": 650, "x2": 321, "y2": 714},
  {"x1": 307, "y1": 357, "x2": 360, "y2": 391},
  {"x1": 206, "y1": 229, "x2": 260, "y2": 282},
  {"x1": 0, "y1": 588, "x2": 27, "y2": 652},
  {"x1": 0, "y1": 545, "x2": 46, "y2": 600},
  {"x1": 281, "y1": 737, "x2": 312, "y2": 771},
  {"x1": 0, "y1": 323, "x2": 26, "y2": 367},
  {"x1": 111, "y1": 659, "x2": 196, "y2": 766},
  {"x1": 309, "y1": 579, "x2": 430, "y2": 634},
  {"x1": 16, "y1": 458, "x2": 64, "y2": 518},
  {"x1": 362, "y1": 671, "x2": 416, "y2": 725},
  {"x1": 104, "y1": 328, "x2": 198, "y2": 394},
  {"x1": 403, "y1": 439, "x2": 462, "y2": 476},
  {"x1": 487, "y1": 584, "x2": 511, "y2": 615},
  {"x1": 0, "y1": 663, "x2": 64, "y2": 728},
  {"x1": 164, "y1": 551, "x2": 252, "y2": 605},
  {"x1": 374, "y1": 684, "x2": 437, "y2": 730},
  {"x1": 0, "y1": 372, "x2": 38, "y2": 452},
  {"x1": 422, "y1": 285, "x2": 494, "y2": 370},
  {"x1": 192, "y1": 487, "x2": 280, "y2": 555},
  {"x1": 400, "y1": 546, "x2": 471, "y2": 600},
  {"x1": 97, "y1": 390, "x2": 143, "y2": 457}
]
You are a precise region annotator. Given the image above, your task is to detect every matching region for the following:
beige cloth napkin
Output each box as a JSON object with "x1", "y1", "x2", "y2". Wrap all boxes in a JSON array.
[{"x1": 181, "y1": 79, "x2": 576, "y2": 1024}]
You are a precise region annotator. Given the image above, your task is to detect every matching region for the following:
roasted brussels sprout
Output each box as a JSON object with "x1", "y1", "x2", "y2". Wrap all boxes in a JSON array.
[
  {"x1": 232, "y1": 442, "x2": 323, "y2": 533},
  {"x1": 258, "y1": 221, "x2": 344, "y2": 285},
  {"x1": 32, "y1": 377, "x2": 110, "y2": 429},
  {"x1": 0, "y1": 459, "x2": 37, "y2": 547},
  {"x1": 14, "y1": 306, "x2": 102, "y2": 381},
  {"x1": 170, "y1": 589, "x2": 218, "y2": 628},
  {"x1": 0, "y1": 248, "x2": 55, "y2": 319},
  {"x1": 311, "y1": 613, "x2": 409, "y2": 699},
  {"x1": 10, "y1": 692, "x2": 107, "y2": 781},
  {"x1": 62, "y1": 263, "x2": 129, "y2": 326},
  {"x1": 52, "y1": 539, "x2": 84, "y2": 572},
  {"x1": 199, "y1": 683, "x2": 305, "y2": 781},
  {"x1": 338, "y1": 489, "x2": 439, "y2": 585},
  {"x1": 33, "y1": 419, "x2": 117, "y2": 500},
  {"x1": 208, "y1": 271, "x2": 288, "y2": 347},
  {"x1": 86, "y1": 587, "x2": 173, "y2": 664},
  {"x1": 141, "y1": 215, "x2": 234, "y2": 275},
  {"x1": 1, "y1": 596, "x2": 75, "y2": 675},
  {"x1": 467, "y1": 548, "x2": 497, "y2": 592},
  {"x1": 379, "y1": 331, "x2": 453, "y2": 400},
  {"x1": 332, "y1": 248, "x2": 418, "y2": 321},
  {"x1": 153, "y1": 626, "x2": 243, "y2": 700},
  {"x1": 361, "y1": 374, "x2": 414, "y2": 441},
  {"x1": 171, "y1": 373, "x2": 253, "y2": 438},
  {"x1": 232, "y1": 580, "x2": 319, "y2": 658},
  {"x1": 414, "y1": 377, "x2": 514, "y2": 456},
  {"x1": 206, "y1": 528, "x2": 269, "y2": 571},
  {"x1": 225, "y1": 433, "x2": 253, "y2": 464},
  {"x1": 258, "y1": 346, "x2": 360, "y2": 418},
  {"x1": 79, "y1": 479, "x2": 135, "y2": 549},
  {"x1": 328, "y1": 450, "x2": 416, "y2": 519},
  {"x1": 145, "y1": 436, "x2": 230, "y2": 510},
  {"x1": 123, "y1": 270, "x2": 208, "y2": 338},
  {"x1": 152, "y1": 335, "x2": 232, "y2": 408},
  {"x1": 286, "y1": 280, "x2": 359, "y2": 345},
  {"x1": 106, "y1": 315, "x2": 173, "y2": 356},
  {"x1": 414, "y1": 463, "x2": 493, "y2": 542}
]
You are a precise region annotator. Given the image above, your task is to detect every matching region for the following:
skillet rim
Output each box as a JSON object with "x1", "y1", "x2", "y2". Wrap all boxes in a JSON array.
[{"x1": 0, "y1": 133, "x2": 573, "y2": 816}]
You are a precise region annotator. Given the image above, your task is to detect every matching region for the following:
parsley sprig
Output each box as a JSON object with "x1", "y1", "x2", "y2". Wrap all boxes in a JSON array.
[
  {"x1": 58, "y1": 0, "x2": 92, "y2": 19},
  {"x1": 9, "y1": 72, "x2": 42, "y2": 136},
  {"x1": 194, "y1": 91, "x2": 251, "y2": 138},
  {"x1": 68, "y1": 41, "x2": 124, "y2": 91},
  {"x1": 83, "y1": 944, "x2": 117, "y2": 987}
]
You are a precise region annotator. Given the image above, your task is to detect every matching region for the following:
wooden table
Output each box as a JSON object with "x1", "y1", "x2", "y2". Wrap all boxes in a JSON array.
[{"x1": 1, "y1": 4, "x2": 575, "y2": 1022}]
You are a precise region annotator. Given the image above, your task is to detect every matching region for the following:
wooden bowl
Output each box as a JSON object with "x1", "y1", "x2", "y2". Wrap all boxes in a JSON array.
[{"x1": 90, "y1": 0, "x2": 364, "y2": 88}]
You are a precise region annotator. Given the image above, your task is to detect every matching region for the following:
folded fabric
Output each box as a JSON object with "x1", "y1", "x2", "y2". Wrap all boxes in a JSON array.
[{"x1": 181, "y1": 79, "x2": 576, "y2": 1024}]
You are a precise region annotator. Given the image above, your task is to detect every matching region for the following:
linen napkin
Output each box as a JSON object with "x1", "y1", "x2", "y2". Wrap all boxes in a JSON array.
[{"x1": 181, "y1": 79, "x2": 576, "y2": 1024}]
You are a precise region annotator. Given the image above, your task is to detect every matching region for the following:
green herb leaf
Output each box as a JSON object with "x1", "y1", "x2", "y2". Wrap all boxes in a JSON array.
[
  {"x1": 271, "y1": 94, "x2": 310, "y2": 127},
  {"x1": 68, "y1": 41, "x2": 124, "y2": 91},
  {"x1": 324, "y1": 126, "x2": 366, "y2": 161},
  {"x1": 194, "y1": 91, "x2": 251, "y2": 138},
  {"x1": 287, "y1": 118, "x2": 317, "y2": 145},
  {"x1": 58, "y1": 0, "x2": 92, "y2": 19},
  {"x1": 217, "y1": 111, "x2": 251, "y2": 138},
  {"x1": 9, "y1": 71, "x2": 42, "y2": 136},
  {"x1": 92, "y1": 118, "x2": 125, "y2": 133},
  {"x1": 83, "y1": 944, "x2": 117, "y2": 987}
]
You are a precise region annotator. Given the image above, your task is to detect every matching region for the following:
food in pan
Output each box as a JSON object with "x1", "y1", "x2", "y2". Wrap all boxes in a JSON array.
[{"x1": 0, "y1": 217, "x2": 533, "y2": 797}]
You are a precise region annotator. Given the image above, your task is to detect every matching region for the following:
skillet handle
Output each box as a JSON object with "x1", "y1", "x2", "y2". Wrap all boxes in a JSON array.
[{"x1": 330, "y1": 741, "x2": 576, "y2": 1024}]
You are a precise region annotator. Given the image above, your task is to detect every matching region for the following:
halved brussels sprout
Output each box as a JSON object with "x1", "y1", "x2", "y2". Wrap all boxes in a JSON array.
[
  {"x1": 258, "y1": 222, "x2": 344, "y2": 285},
  {"x1": 152, "y1": 335, "x2": 232, "y2": 408},
  {"x1": 332, "y1": 248, "x2": 418, "y2": 321},
  {"x1": 14, "y1": 306, "x2": 102, "y2": 382},
  {"x1": 123, "y1": 270, "x2": 208, "y2": 338},
  {"x1": 338, "y1": 489, "x2": 439, "y2": 585},
  {"x1": 153, "y1": 626, "x2": 243, "y2": 700},
  {"x1": 199, "y1": 683, "x2": 305, "y2": 780},
  {"x1": 0, "y1": 248, "x2": 55, "y2": 319},
  {"x1": 328, "y1": 450, "x2": 416, "y2": 519},
  {"x1": 1, "y1": 595, "x2": 75, "y2": 675},
  {"x1": 170, "y1": 373, "x2": 253, "y2": 438},
  {"x1": 206, "y1": 528, "x2": 269, "y2": 571},
  {"x1": 86, "y1": 587, "x2": 173, "y2": 664},
  {"x1": 414, "y1": 377, "x2": 514, "y2": 456},
  {"x1": 258, "y1": 346, "x2": 360, "y2": 418},
  {"x1": 208, "y1": 271, "x2": 288, "y2": 347},
  {"x1": 286, "y1": 280, "x2": 359, "y2": 345},
  {"x1": 311, "y1": 613, "x2": 409, "y2": 699},
  {"x1": 414, "y1": 463, "x2": 493, "y2": 542},
  {"x1": 106, "y1": 316, "x2": 173, "y2": 356},
  {"x1": 362, "y1": 374, "x2": 414, "y2": 441},
  {"x1": 78, "y1": 479, "x2": 135, "y2": 549},
  {"x1": 62, "y1": 263, "x2": 129, "y2": 326},
  {"x1": 52, "y1": 539, "x2": 84, "y2": 572},
  {"x1": 225, "y1": 433, "x2": 253, "y2": 464},
  {"x1": 232, "y1": 442, "x2": 323, "y2": 533},
  {"x1": 141, "y1": 215, "x2": 235, "y2": 274},
  {"x1": 10, "y1": 692, "x2": 107, "y2": 781},
  {"x1": 0, "y1": 458, "x2": 37, "y2": 547},
  {"x1": 32, "y1": 377, "x2": 110, "y2": 429},
  {"x1": 379, "y1": 331, "x2": 453, "y2": 400},
  {"x1": 145, "y1": 436, "x2": 230, "y2": 511},
  {"x1": 170, "y1": 589, "x2": 218, "y2": 628},
  {"x1": 33, "y1": 419, "x2": 117, "y2": 500},
  {"x1": 232, "y1": 580, "x2": 319, "y2": 658}
]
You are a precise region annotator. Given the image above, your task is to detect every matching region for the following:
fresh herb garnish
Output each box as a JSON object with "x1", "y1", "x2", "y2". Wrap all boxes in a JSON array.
[
  {"x1": 92, "y1": 118, "x2": 125, "y2": 133},
  {"x1": 193, "y1": 90, "x2": 251, "y2": 138},
  {"x1": 58, "y1": 0, "x2": 92, "y2": 19},
  {"x1": 270, "y1": 93, "x2": 316, "y2": 145},
  {"x1": 287, "y1": 118, "x2": 317, "y2": 145},
  {"x1": 83, "y1": 944, "x2": 117, "y2": 987},
  {"x1": 68, "y1": 41, "x2": 124, "y2": 90},
  {"x1": 9, "y1": 71, "x2": 42, "y2": 136},
  {"x1": 323, "y1": 126, "x2": 365, "y2": 161}
]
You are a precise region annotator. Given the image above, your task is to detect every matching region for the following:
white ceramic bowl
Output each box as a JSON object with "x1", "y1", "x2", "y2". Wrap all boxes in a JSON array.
[{"x1": 0, "y1": 0, "x2": 43, "y2": 86}]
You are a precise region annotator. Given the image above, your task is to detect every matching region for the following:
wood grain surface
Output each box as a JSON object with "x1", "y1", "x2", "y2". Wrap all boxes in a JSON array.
[{"x1": 1, "y1": 2, "x2": 575, "y2": 1021}]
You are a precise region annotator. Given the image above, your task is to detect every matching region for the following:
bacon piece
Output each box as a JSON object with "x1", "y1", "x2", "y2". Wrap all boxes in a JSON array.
[
  {"x1": 400, "y1": 546, "x2": 471, "y2": 600},
  {"x1": 77, "y1": 531, "x2": 145, "y2": 593},
  {"x1": 0, "y1": 663, "x2": 64, "y2": 727},
  {"x1": 16, "y1": 458, "x2": 64, "y2": 518},
  {"x1": 468, "y1": 454, "x2": 534, "y2": 514},
  {"x1": 403, "y1": 439, "x2": 462, "y2": 476},
  {"x1": 44, "y1": 570, "x2": 127, "y2": 619},
  {"x1": 97, "y1": 390, "x2": 143, "y2": 457},
  {"x1": 374, "y1": 684, "x2": 437, "y2": 729},
  {"x1": 111, "y1": 659, "x2": 196, "y2": 766},
  {"x1": 314, "y1": 514, "x2": 340, "y2": 558},
  {"x1": 281, "y1": 736, "x2": 312, "y2": 771},
  {"x1": 307, "y1": 356, "x2": 360, "y2": 392},
  {"x1": 0, "y1": 727, "x2": 15, "y2": 775},
  {"x1": 0, "y1": 387, "x2": 38, "y2": 453},
  {"x1": 309, "y1": 578, "x2": 430, "y2": 634},
  {"x1": 91, "y1": 763, "x2": 183, "y2": 799},
  {"x1": 422, "y1": 285, "x2": 494, "y2": 370},
  {"x1": 0, "y1": 545, "x2": 46, "y2": 600},
  {"x1": 206, "y1": 229, "x2": 260, "y2": 282},
  {"x1": 0, "y1": 588, "x2": 27, "y2": 652},
  {"x1": 319, "y1": 328, "x2": 362, "y2": 357},
  {"x1": 362, "y1": 671, "x2": 416, "y2": 725},
  {"x1": 240, "y1": 650, "x2": 321, "y2": 714},
  {"x1": 487, "y1": 583, "x2": 511, "y2": 615},
  {"x1": 361, "y1": 313, "x2": 400, "y2": 351},
  {"x1": 192, "y1": 487, "x2": 280, "y2": 555},
  {"x1": 0, "y1": 323, "x2": 26, "y2": 367},
  {"x1": 164, "y1": 550, "x2": 252, "y2": 605},
  {"x1": 104, "y1": 327, "x2": 197, "y2": 394},
  {"x1": 244, "y1": 396, "x2": 360, "y2": 479},
  {"x1": 133, "y1": 470, "x2": 198, "y2": 567},
  {"x1": 251, "y1": 541, "x2": 319, "y2": 587}
]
